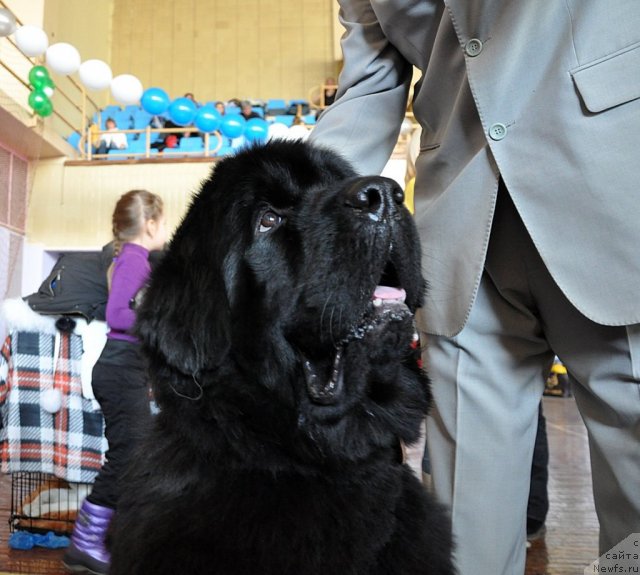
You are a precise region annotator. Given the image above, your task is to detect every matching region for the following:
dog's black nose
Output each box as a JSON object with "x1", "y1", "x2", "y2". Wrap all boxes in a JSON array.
[{"x1": 344, "y1": 177, "x2": 405, "y2": 221}]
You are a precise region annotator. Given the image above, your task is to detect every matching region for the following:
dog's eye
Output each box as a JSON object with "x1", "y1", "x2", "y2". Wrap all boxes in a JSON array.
[{"x1": 258, "y1": 210, "x2": 282, "y2": 233}]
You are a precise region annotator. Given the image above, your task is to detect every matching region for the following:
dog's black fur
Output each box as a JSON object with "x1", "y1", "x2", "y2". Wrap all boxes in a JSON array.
[{"x1": 109, "y1": 140, "x2": 454, "y2": 574}]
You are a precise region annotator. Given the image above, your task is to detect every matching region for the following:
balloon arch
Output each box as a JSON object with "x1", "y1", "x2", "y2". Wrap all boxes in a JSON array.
[{"x1": 0, "y1": 8, "x2": 269, "y2": 141}]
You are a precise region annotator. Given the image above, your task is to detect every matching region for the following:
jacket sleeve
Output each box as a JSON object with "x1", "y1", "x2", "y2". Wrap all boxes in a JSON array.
[{"x1": 309, "y1": 0, "x2": 413, "y2": 175}]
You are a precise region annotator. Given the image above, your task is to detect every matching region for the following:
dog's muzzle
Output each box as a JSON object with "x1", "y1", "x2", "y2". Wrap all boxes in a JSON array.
[
  {"x1": 303, "y1": 347, "x2": 345, "y2": 406},
  {"x1": 303, "y1": 287, "x2": 415, "y2": 407}
]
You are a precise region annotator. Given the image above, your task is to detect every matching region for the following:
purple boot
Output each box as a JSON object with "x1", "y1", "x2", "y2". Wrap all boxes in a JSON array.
[{"x1": 63, "y1": 500, "x2": 114, "y2": 575}]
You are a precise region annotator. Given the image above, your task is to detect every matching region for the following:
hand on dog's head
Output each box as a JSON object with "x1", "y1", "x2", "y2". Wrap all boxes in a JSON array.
[{"x1": 136, "y1": 140, "x2": 429, "y2": 466}]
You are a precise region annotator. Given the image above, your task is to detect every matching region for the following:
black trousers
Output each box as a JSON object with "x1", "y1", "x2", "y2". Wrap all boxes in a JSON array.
[
  {"x1": 87, "y1": 338, "x2": 152, "y2": 509},
  {"x1": 527, "y1": 403, "x2": 550, "y2": 524}
]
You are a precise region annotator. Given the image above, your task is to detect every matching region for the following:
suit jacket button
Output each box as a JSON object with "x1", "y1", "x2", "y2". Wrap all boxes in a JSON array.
[
  {"x1": 465, "y1": 38, "x2": 483, "y2": 57},
  {"x1": 489, "y1": 123, "x2": 507, "y2": 140}
]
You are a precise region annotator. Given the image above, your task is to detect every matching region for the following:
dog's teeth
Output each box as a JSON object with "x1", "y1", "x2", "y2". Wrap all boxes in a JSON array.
[{"x1": 373, "y1": 298, "x2": 382, "y2": 307}]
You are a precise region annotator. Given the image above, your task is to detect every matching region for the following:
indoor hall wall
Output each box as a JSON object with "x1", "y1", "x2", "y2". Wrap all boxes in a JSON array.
[
  {"x1": 27, "y1": 160, "x2": 214, "y2": 249},
  {"x1": 110, "y1": 0, "x2": 338, "y2": 102},
  {"x1": 42, "y1": 1, "x2": 113, "y2": 112}
]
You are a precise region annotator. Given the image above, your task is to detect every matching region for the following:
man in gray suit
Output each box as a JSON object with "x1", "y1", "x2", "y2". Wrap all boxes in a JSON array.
[{"x1": 310, "y1": 2, "x2": 640, "y2": 574}]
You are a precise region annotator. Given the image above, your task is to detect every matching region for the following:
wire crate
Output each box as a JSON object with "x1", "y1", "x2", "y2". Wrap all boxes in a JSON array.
[{"x1": 9, "y1": 472, "x2": 91, "y2": 535}]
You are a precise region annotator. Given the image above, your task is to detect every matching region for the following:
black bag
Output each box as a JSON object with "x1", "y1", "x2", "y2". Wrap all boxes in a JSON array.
[{"x1": 24, "y1": 244, "x2": 114, "y2": 322}]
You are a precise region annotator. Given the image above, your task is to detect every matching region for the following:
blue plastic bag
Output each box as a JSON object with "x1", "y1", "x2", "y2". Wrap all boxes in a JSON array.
[{"x1": 9, "y1": 530, "x2": 70, "y2": 550}]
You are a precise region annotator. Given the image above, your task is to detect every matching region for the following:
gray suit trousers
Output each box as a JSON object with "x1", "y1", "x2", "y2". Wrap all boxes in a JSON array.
[{"x1": 423, "y1": 189, "x2": 640, "y2": 575}]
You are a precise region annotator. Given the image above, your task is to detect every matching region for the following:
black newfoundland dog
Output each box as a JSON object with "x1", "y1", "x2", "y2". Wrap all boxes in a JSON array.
[{"x1": 109, "y1": 140, "x2": 454, "y2": 574}]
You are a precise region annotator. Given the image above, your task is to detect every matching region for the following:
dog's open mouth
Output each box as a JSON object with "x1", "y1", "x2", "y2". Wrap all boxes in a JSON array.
[{"x1": 304, "y1": 276, "x2": 414, "y2": 406}]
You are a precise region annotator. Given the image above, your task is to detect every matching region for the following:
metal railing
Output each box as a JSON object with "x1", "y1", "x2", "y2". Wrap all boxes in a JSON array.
[{"x1": 82, "y1": 125, "x2": 223, "y2": 161}]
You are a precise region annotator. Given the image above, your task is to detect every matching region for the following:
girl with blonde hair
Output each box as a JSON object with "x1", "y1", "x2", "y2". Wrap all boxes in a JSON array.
[{"x1": 63, "y1": 189, "x2": 166, "y2": 575}]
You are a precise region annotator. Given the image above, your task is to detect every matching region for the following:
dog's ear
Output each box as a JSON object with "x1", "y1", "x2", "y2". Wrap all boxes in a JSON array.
[{"x1": 135, "y1": 197, "x2": 232, "y2": 378}]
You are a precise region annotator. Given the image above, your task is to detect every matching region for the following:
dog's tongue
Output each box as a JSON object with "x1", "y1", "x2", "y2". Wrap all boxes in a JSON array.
[{"x1": 373, "y1": 286, "x2": 406, "y2": 302}]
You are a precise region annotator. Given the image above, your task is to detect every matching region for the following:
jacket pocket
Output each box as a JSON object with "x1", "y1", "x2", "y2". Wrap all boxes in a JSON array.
[{"x1": 571, "y1": 41, "x2": 640, "y2": 113}]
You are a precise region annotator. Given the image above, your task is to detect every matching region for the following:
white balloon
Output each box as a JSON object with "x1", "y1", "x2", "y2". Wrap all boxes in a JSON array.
[
  {"x1": 46, "y1": 42, "x2": 81, "y2": 75},
  {"x1": 78, "y1": 59, "x2": 112, "y2": 91},
  {"x1": 14, "y1": 25, "x2": 48, "y2": 57},
  {"x1": 110, "y1": 74, "x2": 143, "y2": 105},
  {"x1": 267, "y1": 122, "x2": 289, "y2": 141},
  {"x1": 0, "y1": 8, "x2": 17, "y2": 38},
  {"x1": 286, "y1": 125, "x2": 311, "y2": 141}
]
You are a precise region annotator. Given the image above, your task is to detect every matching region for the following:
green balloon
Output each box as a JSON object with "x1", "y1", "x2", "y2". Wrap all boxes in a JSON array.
[
  {"x1": 36, "y1": 99, "x2": 53, "y2": 117},
  {"x1": 28, "y1": 65, "x2": 50, "y2": 89},
  {"x1": 28, "y1": 89, "x2": 51, "y2": 112}
]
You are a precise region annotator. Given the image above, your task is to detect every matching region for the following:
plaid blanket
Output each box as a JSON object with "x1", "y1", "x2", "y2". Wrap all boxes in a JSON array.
[{"x1": 0, "y1": 330, "x2": 107, "y2": 483}]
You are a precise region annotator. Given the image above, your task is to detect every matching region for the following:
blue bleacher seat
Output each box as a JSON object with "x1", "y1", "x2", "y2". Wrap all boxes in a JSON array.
[
  {"x1": 127, "y1": 139, "x2": 146, "y2": 154},
  {"x1": 125, "y1": 139, "x2": 157, "y2": 157},
  {"x1": 123, "y1": 105, "x2": 141, "y2": 116},
  {"x1": 179, "y1": 137, "x2": 204, "y2": 153},
  {"x1": 274, "y1": 115, "x2": 295, "y2": 127},
  {"x1": 266, "y1": 98, "x2": 287, "y2": 115},
  {"x1": 215, "y1": 145, "x2": 235, "y2": 157},
  {"x1": 66, "y1": 131, "x2": 81, "y2": 151},
  {"x1": 303, "y1": 113, "x2": 317, "y2": 125},
  {"x1": 225, "y1": 105, "x2": 241, "y2": 115},
  {"x1": 132, "y1": 110, "x2": 153, "y2": 130},
  {"x1": 113, "y1": 110, "x2": 132, "y2": 130}
]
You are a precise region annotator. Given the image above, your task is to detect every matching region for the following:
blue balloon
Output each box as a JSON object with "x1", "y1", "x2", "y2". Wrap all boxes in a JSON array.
[
  {"x1": 140, "y1": 87, "x2": 170, "y2": 115},
  {"x1": 244, "y1": 118, "x2": 269, "y2": 143},
  {"x1": 194, "y1": 105, "x2": 221, "y2": 133},
  {"x1": 168, "y1": 97, "x2": 197, "y2": 126},
  {"x1": 219, "y1": 114, "x2": 246, "y2": 139}
]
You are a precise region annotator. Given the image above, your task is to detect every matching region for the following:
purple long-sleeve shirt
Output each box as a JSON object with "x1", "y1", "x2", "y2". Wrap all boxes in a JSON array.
[{"x1": 106, "y1": 242, "x2": 150, "y2": 343}]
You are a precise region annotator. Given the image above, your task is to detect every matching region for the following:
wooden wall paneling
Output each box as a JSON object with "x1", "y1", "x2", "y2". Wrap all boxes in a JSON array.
[
  {"x1": 193, "y1": 0, "x2": 219, "y2": 102},
  {"x1": 257, "y1": 4, "x2": 282, "y2": 99},
  {"x1": 146, "y1": 2, "x2": 174, "y2": 96},
  {"x1": 214, "y1": 0, "x2": 239, "y2": 99},
  {"x1": 110, "y1": 0, "x2": 337, "y2": 102},
  {"x1": 172, "y1": 0, "x2": 196, "y2": 96},
  {"x1": 280, "y1": 4, "x2": 306, "y2": 99},
  {"x1": 131, "y1": 0, "x2": 154, "y2": 89},
  {"x1": 235, "y1": 0, "x2": 260, "y2": 99},
  {"x1": 27, "y1": 161, "x2": 213, "y2": 248}
]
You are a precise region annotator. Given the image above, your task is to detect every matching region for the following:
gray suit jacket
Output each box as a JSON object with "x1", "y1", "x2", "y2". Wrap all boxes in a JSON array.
[{"x1": 310, "y1": 0, "x2": 640, "y2": 336}]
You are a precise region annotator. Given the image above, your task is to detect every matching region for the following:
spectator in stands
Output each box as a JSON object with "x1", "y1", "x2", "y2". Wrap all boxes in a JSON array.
[
  {"x1": 240, "y1": 100, "x2": 261, "y2": 121},
  {"x1": 151, "y1": 92, "x2": 198, "y2": 151},
  {"x1": 214, "y1": 101, "x2": 226, "y2": 116},
  {"x1": 88, "y1": 122, "x2": 101, "y2": 152},
  {"x1": 287, "y1": 117, "x2": 310, "y2": 141},
  {"x1": 313, "y1": 77, "x2": 338, "y2": 119},
  {"x1": 184, "y1": 92, "x2": 199, "y2": 106},
  {"x1": 94, "y1": 118, "x2": 127, "y2": 156},
  {"x1": 317, "y1": 77, "x2": 338, "y2": 107}
]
